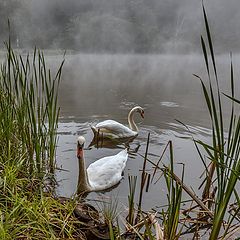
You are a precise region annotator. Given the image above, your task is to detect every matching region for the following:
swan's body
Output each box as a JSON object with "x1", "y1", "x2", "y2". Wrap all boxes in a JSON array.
[
  {"x1": 77, "y1": 136, "x2": 128, "y2": 193},
  {"x1": 93, "y1": 120, "x2": 137, "y2": 138},
  {"x1": 91, "y1": 106, "x2": 144, "y2": 139},
  {"x1": 87, "y1": 149, "x2": 128, "y2": 190}
]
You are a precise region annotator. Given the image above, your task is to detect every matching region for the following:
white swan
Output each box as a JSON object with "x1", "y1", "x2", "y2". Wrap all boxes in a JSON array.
[
  {"x1": 91, "y1": 106, "x2": 144, "y2": 139},
  {"x1": 77, "y1": 136, "x2": 128, "y2": 193}
]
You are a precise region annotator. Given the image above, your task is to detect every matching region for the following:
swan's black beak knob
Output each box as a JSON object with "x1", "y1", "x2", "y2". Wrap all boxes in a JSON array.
[{"x1": 77, "y1": 143, "x2": 84, "y2": 158}]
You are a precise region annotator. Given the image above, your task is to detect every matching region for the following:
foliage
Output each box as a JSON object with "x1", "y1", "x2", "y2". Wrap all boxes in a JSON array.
[
  {"x1": 194, "y1": 4, "x2": 240, "y2": 239},
  {"x1": 0, "y1": 39, "x2": 81, "y2": 239},
  {"x1": 0, "y1": 38, "x2": 63, "y2": 176},
  {"x1": 162, "y1": 141, "x2": 183, "y2": 240}
]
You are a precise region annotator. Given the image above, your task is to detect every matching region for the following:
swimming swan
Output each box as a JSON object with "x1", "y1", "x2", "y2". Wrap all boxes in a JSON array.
[
  {"x1": 91, "y1": 106, "x2": 144, "y2": 139},
  {"x1": 77, "y1": 136, "x2": 128, "y2": 193}
]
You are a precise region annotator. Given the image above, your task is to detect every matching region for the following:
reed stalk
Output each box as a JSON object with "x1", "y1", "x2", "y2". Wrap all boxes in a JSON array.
[
  {"x1": 162, "y1": 141, "x2": 183, "y2": 240},
  {"x1": 127, "y1": 175, "x2": 137, "y2": 225},
  {"x1": 195, "y1": 3, "x2": 240, "y2": 239},
  {"x1": 0, "y1": 40, "x2": 63, "y2": 178},
  {"x1": 0, "y1": 40, "x2": 90, "y2": 238}
]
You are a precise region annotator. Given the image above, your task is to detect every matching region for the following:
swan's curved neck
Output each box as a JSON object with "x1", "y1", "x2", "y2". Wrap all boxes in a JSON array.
[
  {"x1": 128, "y1": 108, "x2": 138, "y2": 132},
  {"x1": 77, "y1": 152, "x2": 91, "y2": 193}
]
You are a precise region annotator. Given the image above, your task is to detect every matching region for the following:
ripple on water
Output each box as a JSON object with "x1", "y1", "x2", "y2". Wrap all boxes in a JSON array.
[
  {"x1": 56, "y1": 120, "x2": 212, "y2": 213},
  {"x1": 160, "y1": 101, "x2": 179, "y2": 107}
]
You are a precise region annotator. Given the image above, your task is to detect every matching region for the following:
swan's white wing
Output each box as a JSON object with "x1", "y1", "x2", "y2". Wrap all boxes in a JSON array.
[
  {"x1": 88, "y1": 149, "x2": 128, "y2": 173},
  {"x1": 87, "y1": 149, "x2": 128, "y2": 191},
  {"x1": 96, "y1": 120, "x2": 137, "y2": 138},
  {"x1": 88, "y1": 167, "x2": 122, "y2": 191}
]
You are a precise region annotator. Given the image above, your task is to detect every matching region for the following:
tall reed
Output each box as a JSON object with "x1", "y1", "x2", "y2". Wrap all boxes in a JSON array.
[
  {"x1": 127, "y1": 175, "x2": 137, "y2": 226},
  {"x1": 0, "y1": 38, "x2": 88, "y2": 239},
  {"x1": 195, "y1": 3, "x2": 240, "y2": 239},
  {"x1": 162, "y1": 141, "x2": 183, "y2": 239},
  {"x1": 0, "y1": 40, "x2": 64, "y2": 177}
]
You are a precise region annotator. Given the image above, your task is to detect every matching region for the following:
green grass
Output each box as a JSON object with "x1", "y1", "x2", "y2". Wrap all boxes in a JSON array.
[{"x1": 0, "y1": 147, "x2": 84, "y2": 239}]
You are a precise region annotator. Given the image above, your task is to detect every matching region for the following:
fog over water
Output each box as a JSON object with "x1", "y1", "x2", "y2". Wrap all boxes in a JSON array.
[
  {"x1": 0, "y1": 0, "x2": 240, "y2": 53},
  {"x1": 54, "y1": 52, "x2": 239, "y2": 207}
]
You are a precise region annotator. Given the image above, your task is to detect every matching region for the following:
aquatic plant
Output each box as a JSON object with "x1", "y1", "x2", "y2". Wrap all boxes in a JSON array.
[
  {"x1": 194, "y1": 3, "x2": 240, "y2": 239},
  {"x1": 0, "y1": 36, "x2": 63, "y2": 177},
  {"x1": 127, "y1": 175, "x2": 137, "y2": 226},
  {"x1": 0, "y1": 33, "x2": 86, "y2": 239},
  {"x1": 161, "y1": 141, "x2": 183, "y2": 240},
  {"x1": 105, "y1": 3, "x2": 240, "y2": 238}
]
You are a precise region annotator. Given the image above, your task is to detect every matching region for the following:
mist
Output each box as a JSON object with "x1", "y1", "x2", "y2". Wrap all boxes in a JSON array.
[{"x1": 0, "y1": 0, "x2": 240, "y2": 53}]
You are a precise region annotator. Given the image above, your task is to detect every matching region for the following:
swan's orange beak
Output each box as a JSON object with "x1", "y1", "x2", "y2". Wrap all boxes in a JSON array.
[
  {"x1": 140, "y1": 111, "x2": 144, "y2": 119},
  {"x1": 77, "y1": 144, "x2": 83, "y2": 159}
]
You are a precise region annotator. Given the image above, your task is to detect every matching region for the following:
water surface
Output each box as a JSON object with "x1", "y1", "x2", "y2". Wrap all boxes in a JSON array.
[{"x1": 55, "y1": 53, "x2": 236, "y2": 212}]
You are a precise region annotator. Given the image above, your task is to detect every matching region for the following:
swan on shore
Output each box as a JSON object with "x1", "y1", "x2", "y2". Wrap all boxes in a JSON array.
[
  {"x1": 76, "y1": 136, "x2": 128, "y2": 194},
  {"x1": 91, "y1": 106, "x2": 144, "y2": 139}
]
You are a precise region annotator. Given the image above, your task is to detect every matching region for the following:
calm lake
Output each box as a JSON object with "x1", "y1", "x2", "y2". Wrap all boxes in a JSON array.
[{"x1": 54, "y1": 53, "x2": 237, "y2": 212}]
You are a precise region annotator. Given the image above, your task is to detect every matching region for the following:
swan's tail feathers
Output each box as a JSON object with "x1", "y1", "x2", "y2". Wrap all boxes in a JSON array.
[
  {"x1": 90, "y1": 125, "x2": 97, "y2": 133},
  {"x1": 90, "y1": 125, "x2": 98, "y2": 134},
  {"x1": 90, "y1": 125, "x2": 100, "y2": 140},
  {"x1": 118, "y1": 148, "x2": 129, "y2": 167},
  {"x1": 118, "y1": 148, "x2": 129, "y2": 158}
]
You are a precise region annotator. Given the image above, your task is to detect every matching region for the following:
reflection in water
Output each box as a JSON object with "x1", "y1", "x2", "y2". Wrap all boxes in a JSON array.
[
  {"x1": 88, "y1": 134, "x2": 141, "y2": 160},
  {"x1": 88, "y1": 133, "x2": 135, "y2": 150},
  {"x1": 54, "y1": 53, "x2": 223, "y2": 210}
]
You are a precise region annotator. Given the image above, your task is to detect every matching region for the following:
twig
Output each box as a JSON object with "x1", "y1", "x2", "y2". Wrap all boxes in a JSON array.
[{"x1": 139, "y1": 153, "x2": 214, "y2": 219}]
